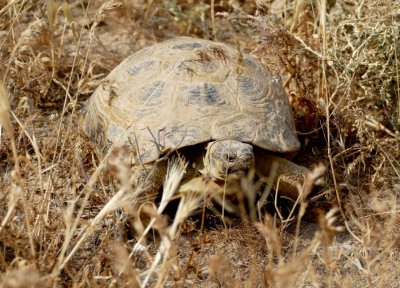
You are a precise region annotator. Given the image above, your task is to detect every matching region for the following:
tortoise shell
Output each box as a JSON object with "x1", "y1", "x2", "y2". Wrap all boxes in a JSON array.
[{"x1": 82, "y1": 37, "x2": 300, "y2": 163}]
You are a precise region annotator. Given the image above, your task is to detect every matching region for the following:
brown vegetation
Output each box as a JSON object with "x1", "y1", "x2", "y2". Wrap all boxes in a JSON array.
[{"x1": 0, "y1": 0, "x2": 399, "y2": 287}]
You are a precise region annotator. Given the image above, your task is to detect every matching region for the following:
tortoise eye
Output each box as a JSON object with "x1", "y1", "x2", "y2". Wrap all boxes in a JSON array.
[{"x1": 225, "y1": 154, "x2": 237, "y2": 162}]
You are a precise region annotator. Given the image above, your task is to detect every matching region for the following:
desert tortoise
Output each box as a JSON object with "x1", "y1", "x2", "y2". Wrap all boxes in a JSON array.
[{"x1": 82, "y1": 37, "x2": 309, "y2": 201}]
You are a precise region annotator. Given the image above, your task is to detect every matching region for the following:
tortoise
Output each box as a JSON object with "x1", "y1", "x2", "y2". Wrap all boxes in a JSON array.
[{"x1": 82, "y1": 37, "x2": 310, "y2": 203}]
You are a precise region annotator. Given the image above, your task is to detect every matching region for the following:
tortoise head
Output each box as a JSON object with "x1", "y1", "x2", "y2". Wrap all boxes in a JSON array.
[{"x1": 200, "y1": 140, "x2": 254, "y2": 180}]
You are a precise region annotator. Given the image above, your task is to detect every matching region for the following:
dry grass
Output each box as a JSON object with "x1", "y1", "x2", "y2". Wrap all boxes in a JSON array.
[{"x1": 0, "y1": 0, "x2": 399, "y2": 287}]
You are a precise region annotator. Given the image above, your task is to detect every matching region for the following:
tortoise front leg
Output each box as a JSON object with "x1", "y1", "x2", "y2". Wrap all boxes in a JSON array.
[
  {"x1": 131, "y1": 160, "x2": 168, "y2": 200},
  {"x1": 254, "y1": 150, "x2": 310, "y2": 200}
]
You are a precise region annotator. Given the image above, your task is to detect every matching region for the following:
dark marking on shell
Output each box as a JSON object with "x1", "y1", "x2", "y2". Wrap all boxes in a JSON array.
[
  {"x1": 204, "y1": 84, "x2": 219, "y2": 104},
  {"x1": 187, "y1": 84, "x2": 226, "y2": 106},
  {"x1": 127, "y1": 60, "x2": 155, "y2": 76},
  {"x1": 138, "y1": 81, "x2": 165, "y2": 103},
  {"x1": 188, "y1": 86, "x2": 201, "y2": 101},
  {"x1": 172, "y1": 42, "x2": 203, "y2": 50}
]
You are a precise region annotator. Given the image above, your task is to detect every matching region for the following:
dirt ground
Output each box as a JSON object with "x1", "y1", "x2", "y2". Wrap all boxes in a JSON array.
[{"x1": 0, "y1": 0, "x2": 399, "y2": 287}]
